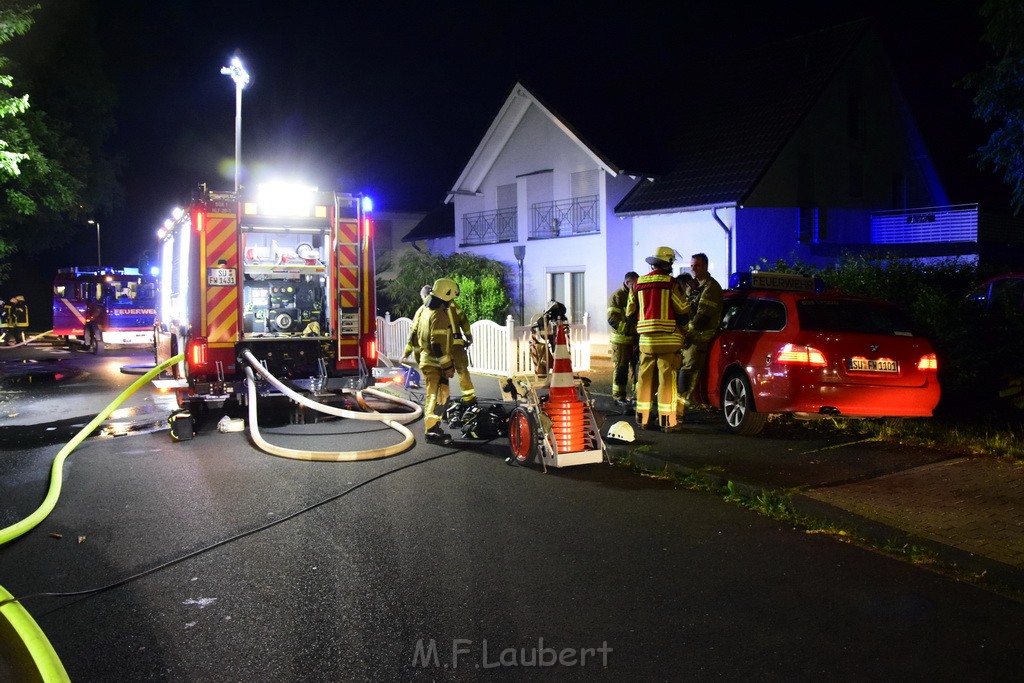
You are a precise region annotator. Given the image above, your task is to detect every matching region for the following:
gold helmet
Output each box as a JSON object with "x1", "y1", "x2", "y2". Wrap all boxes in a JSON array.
[
  {"x1": 430, "y1": 277, "x2": 458, "y2": 302},
  {"x1": 646, "y1": 246, "x2": 676, "y2": 267}
]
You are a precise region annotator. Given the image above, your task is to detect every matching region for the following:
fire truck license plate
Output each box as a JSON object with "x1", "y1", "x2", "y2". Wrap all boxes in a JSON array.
[
  {"x1": 847, "y1": 357, "x2": 898, "y2": 373},
  {"x1": 207, "y1": 268, "x2": 237, "y2": 286}
]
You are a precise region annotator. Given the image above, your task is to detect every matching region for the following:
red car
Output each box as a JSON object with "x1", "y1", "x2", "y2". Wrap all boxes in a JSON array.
[{"x1": 702, "y1": 272, "x2": 941, "y2": 435}]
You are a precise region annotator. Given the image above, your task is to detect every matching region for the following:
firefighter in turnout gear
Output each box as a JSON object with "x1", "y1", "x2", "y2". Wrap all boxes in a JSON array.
[
  {"x1": 402, "y1": 285, "x2": 434, "y2": 360},
  {"x1": 627, "y1": 247, "x2": 691, "y2": 432},
  {"x1": 679, "y1": 253, "x2": 724, "y2": 407},
  {"x1": 607, "y1": 271, "x2": 639, "y2": 404},
  {"x1": 417, "y1": 278, "x2": 458, "y2": 445},
  {"x1": 448, "y1": 283, "x2": 476, "y2": 404}
]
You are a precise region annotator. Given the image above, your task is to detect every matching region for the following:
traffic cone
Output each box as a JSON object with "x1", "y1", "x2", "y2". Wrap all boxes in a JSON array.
[
  {"x1": 542, "y1": 323, "x2": 587, "y2": 453},
  {"x1": 547, "y1": 323, "x2": 575, "y2": 401}
]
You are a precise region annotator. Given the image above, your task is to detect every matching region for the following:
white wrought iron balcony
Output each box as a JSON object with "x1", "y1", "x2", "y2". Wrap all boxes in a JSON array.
[
  {"x1": 530, "y1": 195, "x2": 599, "y2": 239},
  {"x1": 462, "y1": 207, "x2": 518, "y2": 245}
]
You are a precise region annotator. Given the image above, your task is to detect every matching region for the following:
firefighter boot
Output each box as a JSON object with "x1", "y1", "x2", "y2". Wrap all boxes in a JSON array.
[
  {"x1": 425, "y1": 425, "x2": 454, "y2": 446},
  {"x1": 661, "y1": 414, "x2": 684, "y2": 433}
]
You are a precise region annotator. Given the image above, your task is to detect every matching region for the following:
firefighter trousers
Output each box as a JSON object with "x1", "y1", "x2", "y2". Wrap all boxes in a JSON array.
[
  {"x1": 611, "y1": 343, "x2": 638, "y2": 400},
  {"x1": 636, "y1": 350, "x2": 682, "y2": 428},
  {"x1": 421, "y1": 365, "x2": 451, "y2": 431},
  {"x1": 451, "y1": 344, "x2": 476, "y2": 402}
]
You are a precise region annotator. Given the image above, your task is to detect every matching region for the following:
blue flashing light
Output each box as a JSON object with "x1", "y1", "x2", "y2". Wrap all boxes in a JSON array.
[
  {"x1": 361, "y1": 195, "x2": 374, "y2": 213},
  {"x1": 150, "y1": 266, "x2": 160, "y2": 277}
]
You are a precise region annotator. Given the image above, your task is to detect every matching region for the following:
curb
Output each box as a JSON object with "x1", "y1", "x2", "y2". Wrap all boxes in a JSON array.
[{"x1": 616, "y1": 448, "x2": 1024, "y2": 597}]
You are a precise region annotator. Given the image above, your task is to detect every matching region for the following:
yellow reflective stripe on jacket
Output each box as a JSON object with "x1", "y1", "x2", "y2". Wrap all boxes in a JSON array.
[{"x1": 634, "y1": 272, "x2": 688, "y2": 335}]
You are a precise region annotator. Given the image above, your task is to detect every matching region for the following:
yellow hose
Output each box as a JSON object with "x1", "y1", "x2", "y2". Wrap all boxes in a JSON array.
[{"x1": 0, "y1": 352, "x2": 184, "y2": 683}]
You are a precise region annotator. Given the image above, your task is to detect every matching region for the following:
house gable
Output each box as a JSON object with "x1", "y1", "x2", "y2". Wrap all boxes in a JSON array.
[
  {"x1": 615, "y1": 19, "x2": 874, "y2": 215},
  {"x1": 446, "y1": 82, "x2": 622, "y2": 204}
]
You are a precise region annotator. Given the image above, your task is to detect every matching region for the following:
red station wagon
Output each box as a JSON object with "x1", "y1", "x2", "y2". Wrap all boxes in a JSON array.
[{"x1": 702, "y1": 272, "x2": 941, "y2": 435}]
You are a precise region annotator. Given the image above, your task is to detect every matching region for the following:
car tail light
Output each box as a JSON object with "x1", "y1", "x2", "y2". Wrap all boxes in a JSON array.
[
  {"x1": 917, "y1": 353, "x2": 938, "y2": 371},
  {"x1": 776, "y1": 343, "x2": 827, "y2": 367}
]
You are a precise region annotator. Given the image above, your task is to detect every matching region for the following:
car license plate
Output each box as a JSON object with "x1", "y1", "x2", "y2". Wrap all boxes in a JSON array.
[{"x1": 848, "y1": 357, "x2": 898, "y2": 373}]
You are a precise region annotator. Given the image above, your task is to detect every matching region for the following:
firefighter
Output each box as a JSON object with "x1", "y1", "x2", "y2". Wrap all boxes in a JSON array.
[
  {"x1": 627, "y1": 247, "x2": 690, "y2": 432},
  {"x1": 607, "y1": 271, "x2": 639, "y2": 405},
  {"x1": 402, "y1": 285, "x2": 434, "y2": 360},
  {"x1": 84, "y1": 294, "x2": 107, "y2": 349},
  {"x1": 680, "y1": 252, "x2": 724, "y2": 408},
  {"x1": 417, "y1": 278, "x2": 458, "y2": 445},
  {"x1": 447, "y1": 282, "x2": 476, "y2": 405}
]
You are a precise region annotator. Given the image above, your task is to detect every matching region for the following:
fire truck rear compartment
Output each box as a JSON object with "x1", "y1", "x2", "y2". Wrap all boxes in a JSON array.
[{"x1": 242, "y1": 278, "x2": 325, "y2": 334}]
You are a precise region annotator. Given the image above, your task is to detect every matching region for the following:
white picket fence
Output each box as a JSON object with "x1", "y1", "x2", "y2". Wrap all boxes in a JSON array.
[{"x1": 376, "y1": 312, "x2": 591, "y2": 375}]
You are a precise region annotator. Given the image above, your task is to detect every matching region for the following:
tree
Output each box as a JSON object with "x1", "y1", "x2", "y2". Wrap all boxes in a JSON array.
[
  {"x1": 0, "y1": 1, "x2": 34, "y2": 278},
  {"x1": 964, "y1": 0, "x2": 1024, "y2": 212},
  {"x1": 378, "y1": 250, "x2": 513, "y2": 322},
  {"x1": 0, "y1": 1, "x2": 119, "y2": 281}
]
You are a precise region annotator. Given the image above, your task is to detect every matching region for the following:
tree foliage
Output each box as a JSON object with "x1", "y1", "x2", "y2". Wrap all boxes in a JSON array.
[
  {"x1": 0, "y1": 1, "x2": 120, "y2": 280},
  {"x1": 964, "y1": 0, "x2": 1024, "y2": 212},
  {"x1": 378, "y1": 250, "x2": 513, "y2": 323}
]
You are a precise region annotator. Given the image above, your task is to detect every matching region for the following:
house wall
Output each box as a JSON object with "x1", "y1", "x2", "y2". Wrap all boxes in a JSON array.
[
  {"x1": 733, "y1": 207, "x2": 867, "y2": 271},
  {"x1": 632, "y1": 210, "x2": 732, "y2": 286}
]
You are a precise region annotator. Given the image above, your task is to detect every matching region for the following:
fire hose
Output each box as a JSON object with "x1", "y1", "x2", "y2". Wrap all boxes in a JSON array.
[{"x1": 240, "y1": 349, "x2": 423, "y2": 461}]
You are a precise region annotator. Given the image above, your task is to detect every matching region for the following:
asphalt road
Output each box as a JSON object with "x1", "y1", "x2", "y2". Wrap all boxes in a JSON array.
[{"x1": 2, "y1": 347, "x2": 1023, "y2": 680}]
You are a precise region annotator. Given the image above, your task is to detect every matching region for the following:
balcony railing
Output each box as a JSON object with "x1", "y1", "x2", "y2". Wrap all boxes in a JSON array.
[
  {"x1": 870, "y1": 204, "x2": 978, "y2": 244},
  {"x1": 462, "y1": 208, "x2": 517, "y2": 245},
  {"x1": 530, "y1": 195, "x2": 599, "y2": 239}
]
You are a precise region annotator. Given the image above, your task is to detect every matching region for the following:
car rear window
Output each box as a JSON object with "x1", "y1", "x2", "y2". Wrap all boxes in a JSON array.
[{"x1": 796, "y1": 299, "x2": 916, "y2": 336}]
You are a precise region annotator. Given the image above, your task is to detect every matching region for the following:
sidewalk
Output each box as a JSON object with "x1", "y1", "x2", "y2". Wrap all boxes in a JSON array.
[{"x1": 579, "y1": 356, "x2": 1024, "y2": 593}]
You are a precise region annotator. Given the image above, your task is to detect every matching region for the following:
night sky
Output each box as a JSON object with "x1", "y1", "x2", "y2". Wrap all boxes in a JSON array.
[{"x1": 5, "y1": 0, "x2": 1000, "y2": 305}]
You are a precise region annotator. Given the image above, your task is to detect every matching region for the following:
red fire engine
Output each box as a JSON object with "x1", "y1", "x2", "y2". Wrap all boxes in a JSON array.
[{"x1": 154, "y1": 183, "x2": 377, "y2": 409}]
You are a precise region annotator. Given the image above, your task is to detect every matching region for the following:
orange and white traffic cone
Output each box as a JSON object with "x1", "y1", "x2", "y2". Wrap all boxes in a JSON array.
[{"x1": 542, "y1": 323, "x2": 588, "y2": 453}]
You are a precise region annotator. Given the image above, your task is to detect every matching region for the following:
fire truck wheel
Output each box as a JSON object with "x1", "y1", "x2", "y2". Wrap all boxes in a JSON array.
[{"x1": 507, "y1": 406, "x2": 538, "y2": 466}]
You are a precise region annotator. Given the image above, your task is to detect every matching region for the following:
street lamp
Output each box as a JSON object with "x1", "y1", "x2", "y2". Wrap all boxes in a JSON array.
[
  {"x1": 513, "y1": 245, "x2": 526, "y2": 324},
  {"x1": 220, "y1": 55, "x2": 250, "y2": 192},
  {"x1": 87, "y1": 219, "x2": 101, "y2": 266}
]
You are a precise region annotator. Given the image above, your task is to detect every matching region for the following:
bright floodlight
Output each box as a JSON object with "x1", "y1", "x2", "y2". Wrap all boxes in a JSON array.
[
  {"x1": 220, "y1": 56, "x2": 250, "y2": 88},
  {"x1": 258, "y1": 181, "x2": 317, "y2": 216}
]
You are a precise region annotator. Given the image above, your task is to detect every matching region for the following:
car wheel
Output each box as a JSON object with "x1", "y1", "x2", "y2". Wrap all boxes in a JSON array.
[
  {"x1": 722, "y1": 371, "x2": 768, "y2": 436},
  {"x1": 507, "y1": 406, "x2": 538, "y2": 465}
]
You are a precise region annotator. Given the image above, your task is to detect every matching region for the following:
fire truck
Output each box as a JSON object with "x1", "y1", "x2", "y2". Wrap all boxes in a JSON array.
[
  {"x1": 153, "y1": 184, "x2": 377, "y2": 409},
  {"x1": 52, "y1": 267, "x2": 158, "y2": 352}
]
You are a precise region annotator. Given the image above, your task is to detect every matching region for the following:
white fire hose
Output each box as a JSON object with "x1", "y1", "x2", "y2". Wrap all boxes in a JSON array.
[{"x1": 241, "y1": 349, "x2": 423, "y2": 461}]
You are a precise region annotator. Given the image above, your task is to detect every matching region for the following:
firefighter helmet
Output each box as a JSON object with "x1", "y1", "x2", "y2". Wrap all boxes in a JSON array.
[
  {"x1": 606, "y1": 421, "x2": 636, "y2": 443},
  {"x1": 645, "y1": 246, "x2": 676, "y2": 267},
  {"x1": 419, "y1": 284, "x2": 433, "y2": 302},
  {"x1": 431, "y1": 277, "x2": 458, "y2": 302}
]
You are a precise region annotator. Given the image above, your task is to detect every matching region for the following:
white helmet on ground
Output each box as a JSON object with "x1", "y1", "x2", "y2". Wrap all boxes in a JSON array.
[{"x1": 606, "y1": 421, "x2": 635, "y2": 443}]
